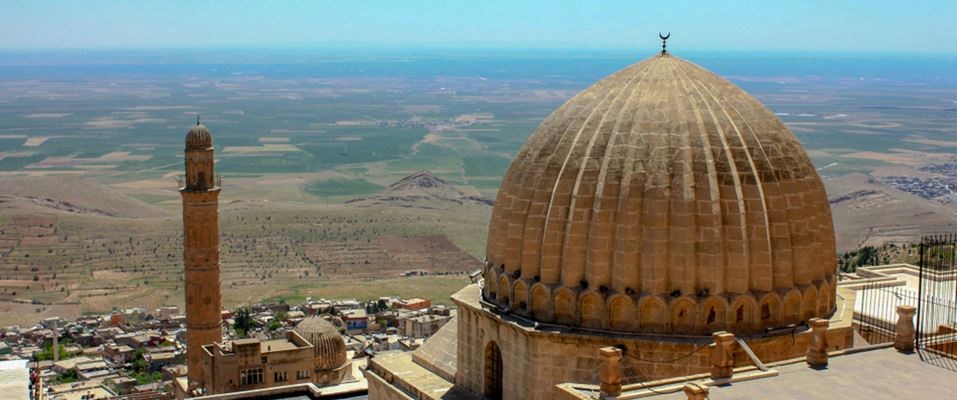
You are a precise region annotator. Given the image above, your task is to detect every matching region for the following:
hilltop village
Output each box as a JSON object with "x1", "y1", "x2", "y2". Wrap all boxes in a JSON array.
[{"x1": 3, "y1": 295, "x2": 452, "y2": 399}]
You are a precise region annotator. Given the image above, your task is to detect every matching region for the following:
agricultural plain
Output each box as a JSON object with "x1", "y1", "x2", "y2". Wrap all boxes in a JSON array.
[{"x1": 2, "y1": 49, "x2": 957, "y2": 326}]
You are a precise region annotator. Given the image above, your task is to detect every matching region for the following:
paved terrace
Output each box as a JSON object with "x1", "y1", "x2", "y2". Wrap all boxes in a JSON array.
[{"x1": 567, "y1": 346, "x2": 955, "y2": 399}]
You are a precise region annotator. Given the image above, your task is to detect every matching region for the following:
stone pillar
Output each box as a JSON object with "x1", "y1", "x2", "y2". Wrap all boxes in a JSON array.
[
  {"x1": 895, "y1": 304, "x2": 916, "y2": 352},
  {"x1": 683, "y1": 383, "x2": 709, "y2": 400},
  {"x1": 599, "y1": 347, "x2": 623, "y2": 397},
  {"x1": 710, "y1": 331, "x2": 735, "y2": 380},
  {"x1": 806, "y1": 318, "x2": 829, "y2": 366}
]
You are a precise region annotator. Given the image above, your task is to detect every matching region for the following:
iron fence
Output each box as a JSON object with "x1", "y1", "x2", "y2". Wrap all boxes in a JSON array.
[
  {"x1": 917, "y1": 234, "x2": 957, "y2": 371},
  {"x1": 854, "y1": 280, "x2": 917, "y2": 345}
]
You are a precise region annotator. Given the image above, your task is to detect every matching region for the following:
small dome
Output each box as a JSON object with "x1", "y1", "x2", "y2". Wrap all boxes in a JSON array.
[
  {"x1": 484, "y1": 54, "x2": 836, "y2": 334},
  {"x1": 185, "y1": 123, "x2": 212, "y2": 149},
  {"x1": 294, "y1": 316, "x2": 347, "y2": 370}
]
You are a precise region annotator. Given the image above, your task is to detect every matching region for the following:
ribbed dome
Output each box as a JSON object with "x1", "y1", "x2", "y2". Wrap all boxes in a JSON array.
[
  {"x1": 186, "y1": 123, "x2": 212, "y2": 149},
  {"x1": 483, "y1": 54, "x2": 836, "y2": 334},
  {"x1": 294, "y1": 316, "x2": 347, "y2": 370}
]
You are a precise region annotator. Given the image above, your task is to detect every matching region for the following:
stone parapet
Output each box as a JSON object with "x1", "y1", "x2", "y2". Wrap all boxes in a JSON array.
[
  {"x1": 683, "y1": 382, "x2": 709, "y2": 400},
  {"x1": 599, "y1": 347, "x2": 622, "y2": 396},
  {"x1": 710, "y1": 332, "x2": 735, "y2": 379},
  {"x1": 895, "y1": 304, "x2": 916, "y2": 352},
  {"x1": 806, "y1": 318, "x2": 829, "y2": 366}
]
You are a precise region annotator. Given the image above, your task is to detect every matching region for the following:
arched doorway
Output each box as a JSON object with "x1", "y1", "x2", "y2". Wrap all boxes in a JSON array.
[{"x1": 484, "y1": 341, "x2": 503, "y2": 399}]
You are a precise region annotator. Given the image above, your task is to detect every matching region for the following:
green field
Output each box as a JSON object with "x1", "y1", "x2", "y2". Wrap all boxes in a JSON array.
[{"x1": 305, "y1": 177, "x2": 383, "y2": 197}]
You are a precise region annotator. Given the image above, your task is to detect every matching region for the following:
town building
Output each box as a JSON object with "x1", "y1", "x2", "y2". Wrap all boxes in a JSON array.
[
  {"x1": 196, "y1": 317, "x2": 352, "y2": 396},
  {"x1": 341, "y1": 310, "x2": 368, "y2": 332},
  {"x1": 199, "y1": 332, "x2": 315, "y2": 394},
  {"x1": 400, "y1": 313, "x2": 454, "y2": 339},
  {"x1": 397, "y1": 298, "x2": 431, "y2": 311}
]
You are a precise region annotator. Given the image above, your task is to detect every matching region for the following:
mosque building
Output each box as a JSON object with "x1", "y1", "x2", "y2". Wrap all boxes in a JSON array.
[{"x1": 366, "y1": 44, "x2": 854, "y2": 400}]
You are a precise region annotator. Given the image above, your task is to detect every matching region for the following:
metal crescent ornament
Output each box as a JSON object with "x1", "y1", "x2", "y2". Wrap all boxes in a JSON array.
[{"x1": 659, "y1": 32, "x2": 670, "y2": 40}]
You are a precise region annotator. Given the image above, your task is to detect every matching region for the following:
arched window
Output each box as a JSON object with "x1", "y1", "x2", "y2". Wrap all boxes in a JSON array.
[{"x1": 484, "y1": 341, "x2": 503, "y2": 399}]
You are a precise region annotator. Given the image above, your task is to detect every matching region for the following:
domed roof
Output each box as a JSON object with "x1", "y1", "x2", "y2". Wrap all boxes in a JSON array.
[
  {"x1": 294, "y1": 316, "x2": 347, "y2": 370},
  {"x1": 185, "y1": 123, "x2": 212, "y2": 149},
  {"x1": 483, "y1": 54, "x2": 836, "y2": 335}
]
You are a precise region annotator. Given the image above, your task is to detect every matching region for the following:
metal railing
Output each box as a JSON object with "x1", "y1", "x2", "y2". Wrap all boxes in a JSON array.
[
  {"x1": 917, "y1": 234, "x2": 957, "y2": 371},
  {"x1": 853, "y1": 280, "x2": 916, "y2": 345}
]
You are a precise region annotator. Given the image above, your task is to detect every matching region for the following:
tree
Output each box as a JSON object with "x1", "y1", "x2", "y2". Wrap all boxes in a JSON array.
[
  {"x1": 35, "y1": 343, "x2": 69, "y2": 361},
  {"x1": 268, "y1": 320, "x2": 283, "y2": 331},
  {"x1": 131, "y1": 348, "x2": 148, "y2": 373},
  {"x1": 54, "y1": 369, "x2": 78, "y2": 384},
  {"x1": 234, "y1": 307, "x2": 254, "y2": 337}
]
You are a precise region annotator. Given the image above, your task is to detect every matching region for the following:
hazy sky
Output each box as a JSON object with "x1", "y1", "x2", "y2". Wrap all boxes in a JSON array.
[{"x1": 2, "y1": 0, "x2": 955, "y2": 53}]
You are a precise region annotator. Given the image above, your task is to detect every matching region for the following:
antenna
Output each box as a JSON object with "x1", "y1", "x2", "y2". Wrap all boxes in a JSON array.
[{"x1": 659, "y1": 32, "x2": 671, "y2": 55}]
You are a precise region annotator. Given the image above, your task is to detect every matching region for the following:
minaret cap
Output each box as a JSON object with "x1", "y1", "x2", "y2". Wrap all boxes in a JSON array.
[{"x1": 185, "y1": 118, "x2": 212, "y2": 149}]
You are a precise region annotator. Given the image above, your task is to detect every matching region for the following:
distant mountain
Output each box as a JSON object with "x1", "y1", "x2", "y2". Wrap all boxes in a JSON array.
[{"x1": 347, "y1": 170, "x2": 493, "y2": 209}]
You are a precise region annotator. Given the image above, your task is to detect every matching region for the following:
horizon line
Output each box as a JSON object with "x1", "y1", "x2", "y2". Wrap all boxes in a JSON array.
[{"x1": 0, "y1": 44, "x2": 953, "y2": 58}]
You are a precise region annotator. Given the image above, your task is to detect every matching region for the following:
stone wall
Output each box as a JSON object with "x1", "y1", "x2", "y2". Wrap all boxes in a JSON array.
[
  {"x1": 454, "y1": 284, "x2": 851, "y2": 400},
  {"x1": 366, "y1": 372, "x2": 415, "y2": 400}
]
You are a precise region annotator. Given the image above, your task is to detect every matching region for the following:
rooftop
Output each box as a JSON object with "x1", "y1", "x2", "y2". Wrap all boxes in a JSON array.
[
  {"x1": 562, "y1": 346, "x2": 955, "y2": 399},
  {"x1": 367, "y1": 351, "x2": 476, "y2": 400},
  {"x1": 261, "y1": 339, "x2": 300, "y2": 353}
]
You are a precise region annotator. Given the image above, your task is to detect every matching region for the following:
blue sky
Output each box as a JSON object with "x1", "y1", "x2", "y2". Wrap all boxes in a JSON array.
[{"x1": 1, "y1": 0, "x2": 955, "y2": 53}]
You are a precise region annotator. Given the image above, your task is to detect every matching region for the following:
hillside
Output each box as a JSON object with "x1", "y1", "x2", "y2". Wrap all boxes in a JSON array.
[
  {"x1": 825, "y1": 174, "x2": 957, "y2": 251},
  {"x1": 0, "y1": 176, "x2": 171, "y2": 219},
  {"x1": 347, "y1": 170, "x2": 494, "y2": 209},
  {"x1": 0, "y1": 194, "x2": 489, "y2": 327}
]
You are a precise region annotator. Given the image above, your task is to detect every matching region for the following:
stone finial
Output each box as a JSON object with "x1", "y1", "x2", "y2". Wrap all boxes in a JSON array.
[
  {"x1": 599, "y1": 346, "x2": 623, "y2": 397},
  {"x1": 895, "y1": 304, "x2": 917, "y2": 352},
  {"x1": 710, "y1": 331, "x2": 735, "y2": 380},
  {"x1": 806, "y1": 317, "x2": 830, "y2": 366},
  {"x1": 683, "y1": 382, "x2": 709, "y2": 400}
]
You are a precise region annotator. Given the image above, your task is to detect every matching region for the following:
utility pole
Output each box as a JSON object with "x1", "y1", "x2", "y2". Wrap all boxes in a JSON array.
[{"x1": 52, "y1": 320, "x2": 59, "y2": 362}]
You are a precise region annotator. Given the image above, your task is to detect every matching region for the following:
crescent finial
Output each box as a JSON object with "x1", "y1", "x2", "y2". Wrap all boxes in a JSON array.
[{"x1": 659, "y1": 32, "x2": 671, "y2": 55}]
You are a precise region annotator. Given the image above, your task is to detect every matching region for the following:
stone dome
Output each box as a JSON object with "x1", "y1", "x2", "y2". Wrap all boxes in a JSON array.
[
  {"x1": 185, "y1": 123, "x2": 212, "y2": 149},
  {"x1": 483, "y1": 53, "x2": 837, "y2": 335},
  {"x1": 294, "y1": 316, "x2": 348, "y2": 370}
]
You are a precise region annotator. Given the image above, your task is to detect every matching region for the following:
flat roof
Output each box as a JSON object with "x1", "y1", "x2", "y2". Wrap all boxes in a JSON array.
[{"x1": 261, "y1": 339, "x2": 300, "y2": 353}]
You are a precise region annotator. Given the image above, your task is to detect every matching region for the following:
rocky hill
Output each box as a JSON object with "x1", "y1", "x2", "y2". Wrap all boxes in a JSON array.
[{"x1": 347, "y1": 170, "x2": 493, "y2": 209}]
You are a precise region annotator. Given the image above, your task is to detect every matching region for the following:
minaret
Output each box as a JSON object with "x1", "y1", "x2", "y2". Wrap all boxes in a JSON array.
[{"x1": 180, "y1": 118, "x2": 222, "y2": 390}]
